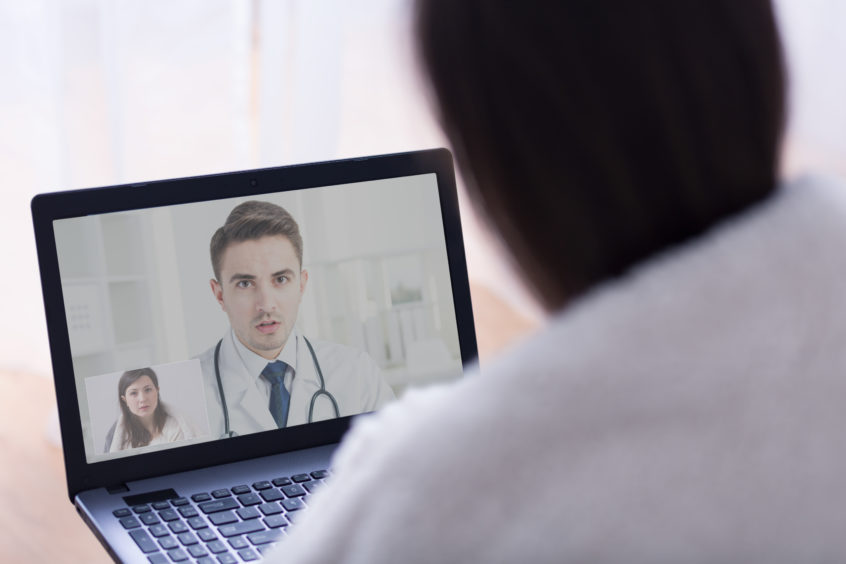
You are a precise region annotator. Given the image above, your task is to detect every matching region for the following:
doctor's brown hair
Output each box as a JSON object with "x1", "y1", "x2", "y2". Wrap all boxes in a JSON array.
[
  {"x1": 415, "y1": 0, "x2": 786, "y2": 310},
  {"x1": 210, "y1": 200, "x2": 304, "y2": 281}
]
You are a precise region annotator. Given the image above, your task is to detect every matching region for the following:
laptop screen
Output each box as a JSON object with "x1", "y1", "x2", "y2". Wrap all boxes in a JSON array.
[{"x1": 52, "y1": 172, "x2": 463, "y2": 464}]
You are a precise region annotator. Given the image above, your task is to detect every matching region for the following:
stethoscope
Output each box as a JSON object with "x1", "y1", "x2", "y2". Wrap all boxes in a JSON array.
[{"x1": 214, "y1": 335, "x2": 340, "y2": 438}]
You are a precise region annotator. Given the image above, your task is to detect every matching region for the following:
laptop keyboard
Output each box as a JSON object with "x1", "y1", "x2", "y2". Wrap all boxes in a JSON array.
[{"x1": 112, "y1": 469, "x2": 329, "y2": 563}]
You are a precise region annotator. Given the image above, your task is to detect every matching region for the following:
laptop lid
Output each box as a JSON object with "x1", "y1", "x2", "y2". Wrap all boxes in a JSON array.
[{"x1": 31, "y1": 148, "x2": 477, "y2": 501}]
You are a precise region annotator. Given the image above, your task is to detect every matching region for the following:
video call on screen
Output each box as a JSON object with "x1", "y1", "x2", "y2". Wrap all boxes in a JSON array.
[{"x1": 54, "y1": 174, "x2": 464, "y2": 463}]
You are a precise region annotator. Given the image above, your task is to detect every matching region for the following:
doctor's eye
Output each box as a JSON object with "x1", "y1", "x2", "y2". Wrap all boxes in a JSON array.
[
  {"x1": 275, "y1": 275, "x2": 290, "y2": 285},
  {"x1": 236, "y1": 280, "x2": 254, "y2": 289}
]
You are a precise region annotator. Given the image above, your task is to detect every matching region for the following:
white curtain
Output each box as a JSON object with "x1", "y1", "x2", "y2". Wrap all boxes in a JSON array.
[
  {"x1": 773, "y1": 0, "x2": 846, "y2": 176},
  {"x1": 1, "y1": 0, "x2": 844, "y2": 375}
]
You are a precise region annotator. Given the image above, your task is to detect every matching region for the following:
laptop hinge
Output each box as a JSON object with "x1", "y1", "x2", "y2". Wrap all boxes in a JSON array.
[{"x1": 106, "y1": 483, "x2": 129, "y2": 494}]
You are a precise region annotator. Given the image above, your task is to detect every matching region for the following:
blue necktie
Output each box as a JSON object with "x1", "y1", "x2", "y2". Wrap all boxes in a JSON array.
[{"x1": 263, "y1": 361, "x2": 290, "y2": 428}]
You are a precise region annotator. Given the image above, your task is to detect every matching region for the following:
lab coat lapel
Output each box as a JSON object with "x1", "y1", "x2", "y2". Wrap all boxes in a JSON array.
[
  {"x1": 288, "y1": 335, "x2": 328, "y2": 427},
  {"x1": 220, "y1": 331, "x2": 278, "y2": 433}
]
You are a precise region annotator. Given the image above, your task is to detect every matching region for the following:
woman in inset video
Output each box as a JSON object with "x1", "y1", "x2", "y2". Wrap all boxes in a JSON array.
[{"x1": 107, "y1": 367, "x2": 195, "y2": 452}]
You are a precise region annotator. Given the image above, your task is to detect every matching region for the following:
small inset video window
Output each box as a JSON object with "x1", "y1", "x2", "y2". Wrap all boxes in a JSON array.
[{"x1": 85, "y1": 359, "x2": 211, "y2": 456}]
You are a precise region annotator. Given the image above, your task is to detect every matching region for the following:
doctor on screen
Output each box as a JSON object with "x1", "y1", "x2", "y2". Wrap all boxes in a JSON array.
[{"x1": 197, "y1": 200, "x2": 395, "y2": 438}]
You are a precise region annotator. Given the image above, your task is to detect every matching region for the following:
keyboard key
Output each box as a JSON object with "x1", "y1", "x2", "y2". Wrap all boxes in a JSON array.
[
  {"x1": 285, "y1": 511, "x2": 301, "y2": 524},
  {"x1": 196, "y1": 557, "x2": 215, "y2": 564},
  {"x1": 228, "y1": 537, "x2": 249, "y2": 549},
  {"x1": 133, "y1": 505, "x2": 152, "y2": 514},
  {"x1": 159, "y1": 509, "x2": 180, "y2": 522},
  {"x1": 271, "y1": 477, "x2": 292, "y2": 487},
  {"x1": 291, "y1": 473, "x2": 311, "y2": 483},
  {"x1": 217, "y1": 553, "x2": 238, "y2": 564},
  {"x1": 281, "y1": 498, "x2": 304, "y2": 512},
  {"x1": 152, "y1": 502, "x2": 171, "y2": 511},
  {"x1": 113, "y1": 508, "x2": 131, "y2": 518},
  {"x1": 311, "y1": 469, "x2": 329, "y2": 479},
  {"x1": 211, "y1": 489, "x2": 231, "y2": 498},
  {"x1": 140, "y1": 513, "x2": 161, "y2": 526},
  {"x1": 303, "y1": 480, "x2": 323, "y2": 494},
  {"x1": 238, "y1": 548, "x2": 259, "y2": 561},
  {"x1": 237, "y1": 493, "x2": 262, "y2": 506},
  {"x1": 259, "y1": 502, "x2": 283, "y2": 516},
  {"x1": 197, "y1": 528, "x2": 217, "y2": 542},
  {"x1": 230, "y1": 485, "x2": 251, "y2": 495},
  {"x1": 207, "y1": 540, "x2": 228, "y2": 554},
  {"x1": 129, "y1": 529, "x2": 159, "y2": 553},
  {"x1": 263, "y1": 515, "x2": 289, "y2": 529},
  {"x1": 218, "y1": 520, "x2": 265, "y2": 538},
  {"x1": 260, "y1": 488, "x2": 284, "y2": 502},
  {"x1": 166, "y1": 547, "x2": 189, "y2": 562},
  {"x1": 199, "y1": 498, "x2": 239, "y2": 514},
  {"x1": 246, "y1": 529, "x2": 283, "y2": 545},
  {"x1": 149, "y1": 524, "x2": 170, "y2": 538},
  {"x1": 177, "y1": 531, "x2": 198, "y2": 546},
  {"x1": 281, "y1": 484, "x2": 306, "y2": 498},
  {"x1": 251, "y1": 481, "x2": 272, "y2": 491},
  {"x1": 209, "y1": 511, "x2": 238, "y2": 526},
  {"x1": 119, "y1": 516, "x2": 141, "y2": 529},
  {"x1": 168, "y1": 521, "x2": 189, "y2": 534},
  {"x1": 178, "y1": 506, "x2": 198, "y2": 518},
  {"x1": 188, "y1": 544, "x2": 209, "y2": 558},
  {"x1": 187, "y1": 516, "x2": 208, "y2": 530},
  {"x1": 236, "y1": 506, "x2": 261, "y2": 520},
  {"x1": 148, "y1": 554, "x2": 169, "y2": 564},
  {"x1": 170, "y1": 498, "x2": 189, "y2": 507},
  {"x1": 159, "y1": 536, "x2": 178, "y2": 550}
]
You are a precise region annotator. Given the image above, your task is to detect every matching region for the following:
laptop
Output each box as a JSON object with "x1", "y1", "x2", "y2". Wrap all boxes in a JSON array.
[{"x1": 31, "y1": 148, "x2": 477, "y2": 563}]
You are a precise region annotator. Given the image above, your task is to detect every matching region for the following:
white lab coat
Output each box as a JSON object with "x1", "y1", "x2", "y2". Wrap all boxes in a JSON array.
[{"x1": 197, "y1": 329, "x2": 395, "y2": 437}]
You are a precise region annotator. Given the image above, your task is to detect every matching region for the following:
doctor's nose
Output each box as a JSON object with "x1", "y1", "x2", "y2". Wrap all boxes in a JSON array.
[{"x1": 255, "y1": 287, "x2": 277, "y2": 313}]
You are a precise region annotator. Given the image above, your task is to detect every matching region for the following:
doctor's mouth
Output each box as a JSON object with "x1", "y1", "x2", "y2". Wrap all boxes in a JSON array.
[{"x1": 254, "y1": 316, "x2": 283, "y2": 335}]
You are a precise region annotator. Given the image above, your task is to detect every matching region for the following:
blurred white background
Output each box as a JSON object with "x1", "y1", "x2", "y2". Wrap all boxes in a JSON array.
[{"x1": 1, "y1": 0, "x2": 844, "y2": 377}]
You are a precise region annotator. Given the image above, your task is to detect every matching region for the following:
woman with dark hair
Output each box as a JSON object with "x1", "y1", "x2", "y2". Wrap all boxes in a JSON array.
[
  {"x1": 273, "y1": 1, "x2": 846, "y2": 562},
  {"x1": 108, "y1": 367, "x2": 195, "y2": 451}
]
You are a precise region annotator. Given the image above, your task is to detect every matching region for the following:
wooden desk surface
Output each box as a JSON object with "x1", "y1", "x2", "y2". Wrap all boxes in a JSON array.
[{"x1": 0, "y1": 282, "x2": 537, "y2": 562}]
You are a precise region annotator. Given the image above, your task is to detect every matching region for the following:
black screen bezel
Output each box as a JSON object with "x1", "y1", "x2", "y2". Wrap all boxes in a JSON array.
[{"x1": 31, "y1": 148, "x2": 477, "y2": 501}]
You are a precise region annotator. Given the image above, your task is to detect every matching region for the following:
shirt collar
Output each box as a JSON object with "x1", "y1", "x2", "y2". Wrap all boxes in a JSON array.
[{"x1": 231, "y1": 327, "x2": 299, "y2": 382}]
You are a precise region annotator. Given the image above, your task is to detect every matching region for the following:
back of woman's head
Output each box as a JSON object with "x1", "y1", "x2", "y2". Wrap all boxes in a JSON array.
[{"x1": 415, "y1": 0, "x2": 786, "y2": 310}]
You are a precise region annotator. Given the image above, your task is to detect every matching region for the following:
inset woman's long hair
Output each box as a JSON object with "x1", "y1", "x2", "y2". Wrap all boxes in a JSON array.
[{"x1": 118, "y1": 367, "x2": 170, "y2": 448}]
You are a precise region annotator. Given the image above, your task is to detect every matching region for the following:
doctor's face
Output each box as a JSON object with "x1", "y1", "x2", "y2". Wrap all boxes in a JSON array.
[
  {"x1": 122, "y1": 375, "x2": 159, "y2": 420},
  {"x1": 211, "y1": 235, "x2": 308, "y2": 360}
]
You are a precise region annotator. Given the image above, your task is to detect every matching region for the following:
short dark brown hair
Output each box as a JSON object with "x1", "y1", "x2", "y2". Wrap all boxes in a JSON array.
[
  {"x1": 416, "y1": 0, "x2": 786, "y2": 310},
  {"x1": 210, "y1": 200, "x2": 303, "y2": 280}
]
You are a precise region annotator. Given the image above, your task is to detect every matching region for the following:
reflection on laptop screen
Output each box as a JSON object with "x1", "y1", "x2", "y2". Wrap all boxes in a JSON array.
[{"x1": 53, "y1": 173, "x2": 462, "y2": 463}]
